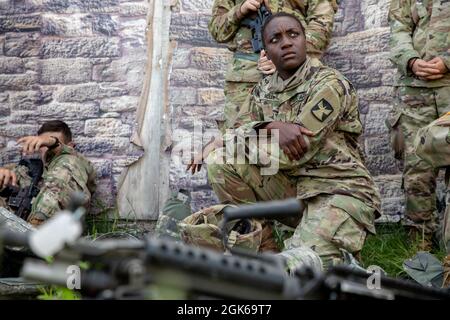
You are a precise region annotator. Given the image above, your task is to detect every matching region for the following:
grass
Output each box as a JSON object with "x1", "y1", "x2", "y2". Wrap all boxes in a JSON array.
[
  {"x1": 35, "y1": 200, "x2": 137, "y2": 300},
  {"x1": 360, "y1": 223, "x2": 447, "y2": 278},
  {"x1": 37, "y1": 286, "x2": 81, "y2": 300}
]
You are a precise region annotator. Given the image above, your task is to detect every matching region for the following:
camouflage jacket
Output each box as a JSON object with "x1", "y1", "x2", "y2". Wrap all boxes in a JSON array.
[
  {"x1": 389, "y1": 0, "x2": 450, "y2": 87},
  {"x1": 226, "y1": 57, "x2": 381, "y2": 213},
  {"x1": 414, "y1": 112, "x2": 450, "y2": 251},
  {"x1": 208, "y1": 0, "x2": 338, "y2": 83},
  {"x1": 1, "y1": 145, "x2": 96, "y2": 225},
  {"x1": 415, "y1": 112, "x2": 450, "y2": 168}
]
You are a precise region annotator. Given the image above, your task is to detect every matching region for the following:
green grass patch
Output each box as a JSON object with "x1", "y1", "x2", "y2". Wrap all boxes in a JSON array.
[
  {"x1": 37, "y1": 286, "x2": 80, "y2": 300},
  {"x1": 360, "y1": 223, "x2": 446, "y2": 278}
]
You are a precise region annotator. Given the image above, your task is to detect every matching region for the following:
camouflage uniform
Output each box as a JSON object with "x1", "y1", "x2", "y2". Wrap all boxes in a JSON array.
[
  {"x1": 209, "y1": 0, "x2": 338, "y2": 131},
  {"x1": 0, "y1": 145, "x2": 96, "y2": 226},
  {"x1": 388, "y1": 0, "x2": 450, "y2": 236},
  {"x1": 206, "y1": 57, "x2": 381, "y2": 268},
  {"x1": 414, "y1": 112, "x2": 450, "y2": 253},
  {"x1": 415, "y1": 113, "x2": 450, "y2": 287}
]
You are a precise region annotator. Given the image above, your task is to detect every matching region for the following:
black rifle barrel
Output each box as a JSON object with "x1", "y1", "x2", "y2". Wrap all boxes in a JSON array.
[
  {"x1": 0, "y1": 229, "x2": 29, "y2": 247},
  {"x1": 223, "y1": 198, "x2": 304, "y2": 222}
]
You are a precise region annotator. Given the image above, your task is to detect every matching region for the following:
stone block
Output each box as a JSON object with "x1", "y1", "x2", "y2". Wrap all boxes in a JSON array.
[
  {"x1": 169, "y1": 87, "x2": 197, "y2": 106},
  {"x1": 0, "y1": 57, "x2": 25, "y2": 74},
  {"x1": 119, "y1": 19, "x2": 146, "y2": 47},
  {"x1": 56, "y1": 83, "x2": 128, "y2": 102},
  {"x1": 4, "y1": 32, "x2": 40, "y2": 57},
  {"x1": 172, "y1": 46, "x2": 191, "y2": 69},
  {"x1": 39, "y1": 102, "x2": 100, "y2": 119},
  {"x1": 0, "y1": 123, "x2": 39, "y2": 137},
  {"x1": 41, "y1": 14, "x2": 93, "y2": 36},
  {"x1": 181, "y1": 0, "x2": 214, "y2": 12},
  {"x1": 119, "y1": 2, "x2": 148, "y2": 16},
  {"x1": 40, "y1": 58, "x2": 93, "y2": 84},
  {"x1": 85, "y1": 118, "x2": 131, "y2": 137},
  {"x1": 99, "y1": 96, "x2": 139, "y2": 113},
  {"x1": 43, "y1": 0, "x2": 120, "y2": 14},
  {"x1": 170, "y1": 68, "x2": 224, "y2": 88},
  {"x1": 189, "y1": 47, "x2": 230, "y2": 71},
  {"x1": 40, "y1": 37, "x2": 121, "y2": 58},
  {"x1": 0, "y1": 0, "x2": 41, "y2": 15},
  {"x1": 90, "y1": 158, "x2": 113, "y2": 179},
  {"x1": 364, "y1": 103, "x2": 392, "y2": 135},
  {"x1": 0, "y1": 72, "x2": 38, "y2": 90},
  {"x1": 9, "y1": 90, "x2": 51, "y2": 111},
  {"x1": 365, "y1": 135, "x2": 391, "y2": 156},
  {"x1": 0, "y1": 14, "x2": 41, "y2": 32},
  {"x1": 197, "y1": 88, "x2": 224, "y2": 106},
  {"x1": 92, "y1": 14, "x2": 118, "y2": 36}
]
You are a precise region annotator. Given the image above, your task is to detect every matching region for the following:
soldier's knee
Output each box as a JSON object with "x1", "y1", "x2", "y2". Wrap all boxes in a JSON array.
[{"x1": 278, "y1": 246, "x2": 323, "y2": 274}]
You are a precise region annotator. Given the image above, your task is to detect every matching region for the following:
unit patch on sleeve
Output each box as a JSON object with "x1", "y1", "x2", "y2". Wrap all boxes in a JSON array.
[{"x1": 311, "y1": 99, "x2": 334, "y2": 122}]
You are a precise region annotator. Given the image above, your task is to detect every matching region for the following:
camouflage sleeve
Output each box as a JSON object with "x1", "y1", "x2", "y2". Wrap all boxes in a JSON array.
[
  {"x1": 414, "y1": 114, "x2": 450, "y2": 168},
  {"x1": 222, "y1": 91, "x2": 269, "y2": 148},
  {"x1": 304, "y1": 0, "x2": 337, "y2": 58},
  {"x1": 277, "y1": 78, "x2": 348, "y2": 168},
  {"x1": 208, "y1": 0, "x2": 244, "y2": 43},
  {"x1": 28, "y1": 155, "x2": 94, "y2": 224},
  {"x1": 44, "y1": 144, "x2": 74, "y2": 163},
  {"x1": 388, "y1": 0, "x2": 420, "y2": 76}
]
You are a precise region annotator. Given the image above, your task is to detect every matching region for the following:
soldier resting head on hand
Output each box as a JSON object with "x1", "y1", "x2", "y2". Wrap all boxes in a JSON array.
[{"x1": 0, "y1": 120, "x2": 96, "y2": 227}]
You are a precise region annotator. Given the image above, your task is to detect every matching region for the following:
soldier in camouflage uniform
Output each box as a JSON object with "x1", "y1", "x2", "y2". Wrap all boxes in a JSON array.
[
  {"x1": 209, "y1": 0, "x2": 338, "y2": 132},
  {"x1": 186, "y1": 13, "x2": 381, "y2": 269},
  {"x1": 414, "y1": 112, "x2": 450, "y2": 286},
  {"x1": 0, "y1": 120, "x2": 96, "y2": 227},
  {"x1": 387, "y1": 0, "x2": 450, "y2": 248}
]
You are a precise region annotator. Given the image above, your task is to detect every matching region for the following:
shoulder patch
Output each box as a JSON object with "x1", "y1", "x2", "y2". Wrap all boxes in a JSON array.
[{"x1": 311, "y1": 99, "x2": 334, "y2": 122}]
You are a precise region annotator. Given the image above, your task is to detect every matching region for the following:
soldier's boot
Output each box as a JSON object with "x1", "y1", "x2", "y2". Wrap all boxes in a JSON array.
[
  {"x1": 406, "y1": 226, "x2": 434, "y2": 252},
  {"x1": 443, "y1": 255, "x2": 450, "y2": 288}
]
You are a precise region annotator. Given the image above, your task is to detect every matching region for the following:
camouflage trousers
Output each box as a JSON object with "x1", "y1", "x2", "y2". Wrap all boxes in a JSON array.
[
  {"x1": 207, "y1": 149, "x2": 371, "y2": 269},
  {"x1": 221, "y1": 81, "x2": 257, "y2": 132},
  {"x1": 388, "y1": 86, "x2": 450, "y2": 234}
]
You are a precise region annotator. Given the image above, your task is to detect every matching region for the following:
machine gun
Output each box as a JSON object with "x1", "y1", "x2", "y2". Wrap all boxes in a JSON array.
[
  {"x1": 1, "y1": 199, "x2": 450, "y2": 300},
  {"x1": 241, "y1": 4, "x2": 272, "y2": 53},
  {"x1": 0, "y1": 158, "x2": 44, "y2": 221}
]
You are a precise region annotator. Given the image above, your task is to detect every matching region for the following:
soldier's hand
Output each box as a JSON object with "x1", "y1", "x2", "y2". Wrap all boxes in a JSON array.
[
  {"x1": 266, "y1": 121, "x2": 314, "y2": 161},
  {"x1": 186, "y1": 137, "x2": 222, "y2": 174},
  {"x1": 411, "y1": 58, "x2": 444, "y2": 80},
  {"x1": 17, "y1": 135, "x2": 58, "y2": 155},
  {"x1": 240, "y1": 0, "x2": 264, "y2": 16},
  {"x1": 0, "y1": 168, "x2": 17, "y2": 189},
  {"x1": 258, "y1": 50, "x2": 276, "y2": 75},
  {"x1": 426, "y1": 57, "x2": 449, "y2": 76}
]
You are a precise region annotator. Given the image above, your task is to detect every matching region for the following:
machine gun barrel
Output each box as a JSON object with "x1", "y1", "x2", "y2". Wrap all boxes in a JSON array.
[{"x1": 223, "y1": 198, "x2": 304, "y2": 222}]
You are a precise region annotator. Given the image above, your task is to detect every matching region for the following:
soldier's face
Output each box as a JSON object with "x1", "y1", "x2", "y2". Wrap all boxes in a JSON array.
[
  {"x1": 263, "y1": 16, "x2": 306, "y2": 79},
  {"x1": 38, "y1": 131, "x2": 72, "y2": 161}
]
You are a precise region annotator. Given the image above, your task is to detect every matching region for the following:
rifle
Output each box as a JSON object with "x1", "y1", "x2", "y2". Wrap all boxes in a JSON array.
[
  {"x1": 1, "y1": 199, "x2": 449, "y2": 300},
  {"x1": 241, "y1": 4, "x2": 272, "y2": 53},
  {"x1": 0, "y1": 158, "x2": 44, "y2": 221}
]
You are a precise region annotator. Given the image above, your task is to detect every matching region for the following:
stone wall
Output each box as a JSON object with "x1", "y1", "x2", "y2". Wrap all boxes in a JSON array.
[
  {"x1": 0, "y1": 0, "x2": 444, "y2": 221},
  {"x1": 0, "y1": 0, "x2": 149, "y2": 209},
  {"x1": 167, "y1": 0, "x2": 418, "y2": 222}
]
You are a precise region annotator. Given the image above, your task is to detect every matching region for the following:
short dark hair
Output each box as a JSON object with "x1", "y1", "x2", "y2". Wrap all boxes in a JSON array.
[
  {"x1": 37, "y1": 120, "x2": 72, "y2": 143},
  {"x1": 262, "y1": 12, "x2": 306, "y2": 48}
]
